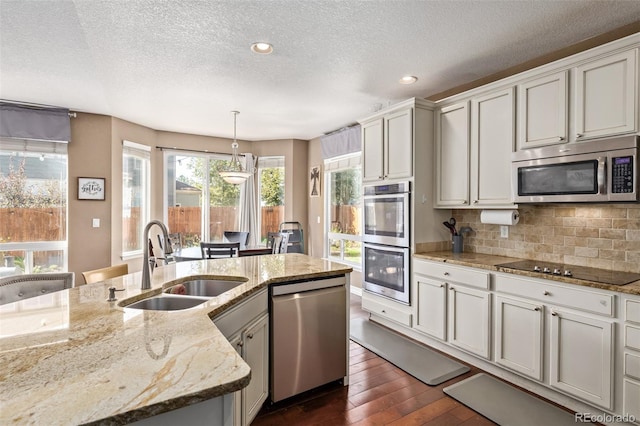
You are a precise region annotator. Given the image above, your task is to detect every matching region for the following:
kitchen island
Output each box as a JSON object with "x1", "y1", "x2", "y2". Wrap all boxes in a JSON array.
[{"x1": 0, "y1": 254, "x2": 352, "y2": 425}]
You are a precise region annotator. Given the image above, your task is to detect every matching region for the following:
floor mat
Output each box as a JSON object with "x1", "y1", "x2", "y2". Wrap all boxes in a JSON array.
[
  {"x1": 350, "y1": 317, "x2": 469, "y2": 385},
  {"x1": 444, "y1": 373, "x2": 576, "y2": 425}
]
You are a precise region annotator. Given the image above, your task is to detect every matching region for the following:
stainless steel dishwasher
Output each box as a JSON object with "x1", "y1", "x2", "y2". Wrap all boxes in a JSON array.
[{"x1": 269, "y1": 275, "x2": 347, "y2": 403}]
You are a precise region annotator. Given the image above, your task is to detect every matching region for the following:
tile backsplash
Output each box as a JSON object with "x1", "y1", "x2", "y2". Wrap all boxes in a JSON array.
[{"x1": 451, "y1": 204, "x2": 640, "y2": 273}]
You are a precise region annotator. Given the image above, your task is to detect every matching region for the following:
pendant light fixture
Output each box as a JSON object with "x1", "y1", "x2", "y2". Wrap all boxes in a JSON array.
[{"x1": 219, "y1": 111, "x2": 252, "y2": 185}]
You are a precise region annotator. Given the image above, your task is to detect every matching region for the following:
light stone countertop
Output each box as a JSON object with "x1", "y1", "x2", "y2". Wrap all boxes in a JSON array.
[
  {"x1": 414, "y1": 251, "x2": 640, "y2": 296},
  {"x1": 0, "y1": 254, "x2": 352, "y2": 425}
]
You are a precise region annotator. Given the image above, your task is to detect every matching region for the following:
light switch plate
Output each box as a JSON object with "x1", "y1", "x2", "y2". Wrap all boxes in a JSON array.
[
  {"x1": 92, "y1": 218, "x2": 100, "y2": 228},
  {"x1": 500, "y1": 225, "x2": 508, "y2": 238}
]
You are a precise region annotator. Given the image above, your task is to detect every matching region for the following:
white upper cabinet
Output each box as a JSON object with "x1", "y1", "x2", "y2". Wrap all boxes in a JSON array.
[
  {"x1": 435, "y1": 102, "x2": 469, "y2": 207},
  {"x1": 361, "y1": 118, "x2": 384, "y2": 182},
  {"x1": 436, "y1": 88, "x2": 515, "y2": 209},
  {"x1": 517, "y1": 71, "x2": 568, "y2": 149},
  {"x1": 575, "y1": 49, "x2": 638, "y2": 141},
  {"x1": 361, "y1": 107, "x2": 413, "y2": 182},
  {"x1": 470, "y1": 87, "x2": 515, "y2": 207}
]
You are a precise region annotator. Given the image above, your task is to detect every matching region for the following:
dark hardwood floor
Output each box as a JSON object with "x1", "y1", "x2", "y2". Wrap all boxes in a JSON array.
[{"x1": 253, "y1": 294, "x2": 497, "y2": 425}]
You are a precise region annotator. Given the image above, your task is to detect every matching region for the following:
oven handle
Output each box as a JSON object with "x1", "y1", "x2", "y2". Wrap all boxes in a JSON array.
[{"x1": 597, "y1": 156, "x2": 606, "y2": 195}]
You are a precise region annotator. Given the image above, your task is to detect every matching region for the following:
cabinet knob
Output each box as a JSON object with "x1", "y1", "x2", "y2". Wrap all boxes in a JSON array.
[
  {"x1": 381, "y1": 309, "x2": 386, "y2": 314},
  {"x1": 543, "y1": 290, "x2": 550, "y2": 296},
  {"x1": 443, "y1": 272, "x2": 450, "y2": 276},
  {"x1": 247, "y1": 333, "x2": 254, "y2": 339},
  {"x1": 449, "y1": 287, "x2": 455, "y2": 291},
  {"x1": 551, "y1": 311, "x2": 558, "y2": 317},
  {"x1": 237, "y1": 341, "x2": 244, "y2": 347},
  {"x1": 576, "y1": 133, "x2": 583, "y2": 138},
  {"x1": 439, "y1": 284, "x2": 444, "y2": 288},
  {"x1": 473, "y1": 200, "x2": 478, "y2": 204},
  {"x1": 534, "y1": 307, "x2": 540, "y2": 311},
  {"x1": 558, "y1": 136, "x2": 565, "y2": 141}
]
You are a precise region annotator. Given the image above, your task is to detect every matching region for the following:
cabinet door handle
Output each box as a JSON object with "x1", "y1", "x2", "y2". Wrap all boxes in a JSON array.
[
  {"x1": 449, "y1": 287, "x2": 455, "y2": 291},
  {"x1": 551, "y1": 311, "x2": 558, "y2": 317},
  {"x1": 543, "y1": 290, "x2": 550, "y2": 296},
  {"x1": 473, "y1": 200, "x2": 478, "y2": 204},
  {"x1": 576, "y1": 133, "x2": 583, "y2": 138},
  {"x1": 558, "y1": 136, "x2": 565, "y2": 142},
  {"x1": 439, "y1": 284, "x2": 444, "y2": 288},
  {"x1": 237, "y1": 341, "x2": 244, "y2": 347},
  {"x1": 247, "y1": 333, "x2": 254, "y2": 339},
  {"x1": 443, "y1": 272, "x2": 450, "y2": 276},
  {"x1": 534, "y1": 307, "x2": 541, "y2": 311}
]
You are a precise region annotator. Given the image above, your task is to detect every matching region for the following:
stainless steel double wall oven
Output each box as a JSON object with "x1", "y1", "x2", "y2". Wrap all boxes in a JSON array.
[{"x1": 362, "y1": 181, "x2": 410, "y2": 304}]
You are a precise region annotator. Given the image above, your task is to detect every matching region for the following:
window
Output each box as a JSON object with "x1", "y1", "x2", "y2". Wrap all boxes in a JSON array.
[
  {"x1": 257, "y1": 156, "x2": 285, "y2": 244},
  {"x1": 122, "y1": 141, "x2": 150, "y2": 256},
  {"x1": 325, "y1": 154, "x2": 362, "y2": 267},
  {"x1": 0, "y1": 139, "x2": 68, "y2": 274},
  {"x1": 163, "y1": 151, "x2": 242, "y2": 246}
]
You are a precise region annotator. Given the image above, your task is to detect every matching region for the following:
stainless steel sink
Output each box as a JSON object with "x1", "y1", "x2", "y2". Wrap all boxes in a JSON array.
[
  {"x1": 165, "y1": 279, "x2": 245, "y2": 297},
  {"x1": 124, "y1": 295, "x2": 207, "y2": 311}
]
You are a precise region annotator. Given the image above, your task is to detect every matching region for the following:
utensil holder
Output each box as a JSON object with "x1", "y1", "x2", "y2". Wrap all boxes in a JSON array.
[{"x1": 452, "y1": 235, "x2": 463, "y2": 253}]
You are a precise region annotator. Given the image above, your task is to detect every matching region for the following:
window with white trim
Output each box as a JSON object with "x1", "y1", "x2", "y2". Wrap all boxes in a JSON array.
[
  {"x1": 122, "y1": 140, "x2": 151, "y2": 256},
  {"x1": 324, "y1": 153, "x2": 362, "y2": 268},
  {"x1": 0, "y1": 138, "x2": 68, "y2": 273}
]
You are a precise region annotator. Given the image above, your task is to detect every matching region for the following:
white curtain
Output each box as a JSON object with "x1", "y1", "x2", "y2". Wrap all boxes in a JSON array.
[{"x1": 240, "y1": 153, "x2": 259, "y2": 247}]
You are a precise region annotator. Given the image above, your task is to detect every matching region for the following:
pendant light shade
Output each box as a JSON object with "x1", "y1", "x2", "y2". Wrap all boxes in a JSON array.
[{"x1": 219, "y1": 111, "x2": 252, "y2": 185}]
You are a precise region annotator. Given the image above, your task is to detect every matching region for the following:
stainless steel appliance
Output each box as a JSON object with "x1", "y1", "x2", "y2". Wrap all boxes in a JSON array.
[
  {"x1": 363, "y1": 181, "x2": 410, "y2": 247},
  {"x1": 512, "y1": 135, "x2": 638, "y2": 203},
  {"x1": 269, "y1": 276, "x2": 347, "y2": 403},
  {"x1": 496, "y1": 260, "x2": 640, "y2": 286},
  {"x1": 363, "y1": 243, "x2": 410, "y2": 304}
]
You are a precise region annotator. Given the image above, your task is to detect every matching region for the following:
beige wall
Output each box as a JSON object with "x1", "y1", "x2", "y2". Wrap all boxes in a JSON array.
[{"x1": 451, "y1": 204, "x2": 640, "y2": 274}]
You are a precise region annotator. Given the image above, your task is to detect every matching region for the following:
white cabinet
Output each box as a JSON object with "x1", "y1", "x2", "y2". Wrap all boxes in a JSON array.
[
  {"x1": 549, "y1": 307, "x2": 613, "y2": 409},
  {"x1": 447, "y1": 283, "x2": 491, "y2": 359},
  {"x1": 623, "y1": 297, "x2": 640, "y2": 420},
  {"x1": 361, "y1": 107, "x2": 413, "y2": 182},
  {"x1": 436, "y1": 87, "x2": 515, "y2": 208},
  {"x1": 575, "y1": 49, "x2": 638, "y2": 140},
  {"x1": 517, "y1": 71, "x2": 568, "y2": 149},
  {"x1": 231, "y1": 314, "x2": 269, "y2": 426},
  {"x1": 213, "y1": 289, "x2": 269, "y2": 426},
  {"x1": 494, "y1": 295, "x2": 543, "y2": 381},
  {"x1": 470, "y1": 87, "x2": 515, "y2": 207},
  {"x1": 414, "y1": 276, "x2": 447, "y2": 340},
  {"x1": 435, "y1": 102, "x2": 469, "y2": 207}
]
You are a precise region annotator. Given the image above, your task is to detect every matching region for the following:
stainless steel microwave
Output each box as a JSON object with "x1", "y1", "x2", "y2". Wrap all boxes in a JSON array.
[{"x1": 512, "y1": 135, "x2": 638, "y2": 203}]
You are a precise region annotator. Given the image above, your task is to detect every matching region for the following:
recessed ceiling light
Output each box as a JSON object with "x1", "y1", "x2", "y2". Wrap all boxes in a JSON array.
[
  {"x1": 399, "y1": 75, "x2": 418, "y2": 85},
  {"x1": 251, "y1": 42, "x2": 273, "y2": 54}
]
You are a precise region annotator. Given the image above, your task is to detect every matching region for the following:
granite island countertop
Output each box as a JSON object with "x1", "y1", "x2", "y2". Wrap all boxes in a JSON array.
[
  {"x1": 414, "y1": 251, "x2": 640, "y2": 296},
  {"x1": 0, "y1": 253, "x2": 352, "y2": 425}
]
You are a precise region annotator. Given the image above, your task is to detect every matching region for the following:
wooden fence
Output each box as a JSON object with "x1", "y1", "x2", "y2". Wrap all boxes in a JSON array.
[{"x1": 0, "y1": 208, "x2": 67, "y2": 242}]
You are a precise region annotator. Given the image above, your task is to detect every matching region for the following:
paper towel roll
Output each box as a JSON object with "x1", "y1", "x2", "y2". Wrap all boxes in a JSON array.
[{"x1": 480, "y1": 210, "x2": 519, "y2": 225}]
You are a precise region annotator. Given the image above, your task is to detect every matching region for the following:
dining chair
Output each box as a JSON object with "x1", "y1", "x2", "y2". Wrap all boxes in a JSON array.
[
  {"x1": 82, "y1": 264, "x2": 129, "y2": 284},
  {"x1": 157, "y1": 232, "x2": 182, "y2": 252},
  {"x1": 200, "y1": 242, "x2": 240, "y2": 259},
  {"x1": 0, "y1": 272, "x2": 75, "y2": 305},
  {"x1": 223, "y1": 231, "x2": 249, "y2": 250},
  {"x1": 270, "y1": 232, "x2": 290, "y2": 254}
]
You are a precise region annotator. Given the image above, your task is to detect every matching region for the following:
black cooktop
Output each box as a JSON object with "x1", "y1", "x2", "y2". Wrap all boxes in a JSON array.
[{"x1": 496, "y1": 260, "x2": 640, "y2": 286}]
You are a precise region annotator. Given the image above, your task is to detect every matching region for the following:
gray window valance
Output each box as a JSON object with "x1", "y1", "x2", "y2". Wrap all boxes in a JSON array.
[
  {"x1": 321, "y1": 124, "x2": 361, "y2": 159},
  {"x1": 0, "y1": 102, "x2": 71, "y2": 142}
]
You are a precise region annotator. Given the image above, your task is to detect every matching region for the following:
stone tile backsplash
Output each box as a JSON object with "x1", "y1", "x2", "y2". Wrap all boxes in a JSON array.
[{"x1": 451, "y1": 204, "x2": 640, "y2": 273}]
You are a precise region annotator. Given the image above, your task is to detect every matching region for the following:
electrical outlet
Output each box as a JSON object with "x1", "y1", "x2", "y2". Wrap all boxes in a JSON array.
[{"x1": 500, "y1": 225, "x2": 509, "y2": 238}]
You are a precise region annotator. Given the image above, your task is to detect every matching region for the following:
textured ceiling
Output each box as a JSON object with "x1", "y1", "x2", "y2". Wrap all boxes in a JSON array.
[{"x1": 1, "y1": 1, "x2": 639, "y2": 141}]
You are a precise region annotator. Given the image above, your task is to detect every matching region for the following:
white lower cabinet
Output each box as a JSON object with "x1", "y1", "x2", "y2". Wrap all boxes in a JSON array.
[
  {"x1": 447, "y1": 284, "x2": 491, "y2": 359},
  {"x1": 414, "y1": 276, "x2": 447, "y2": 340},
  {"x1": 549, "y1": 307, "x2": 613, "y2": 409},
  {"x1": 213, "y1": 289, "x2": 269, "y2": 426},
  {"x1": 494, "y1": 295, "x2": 543, "y2": 381},
  {"x1": 229, "y1": 314, "x2": 269, "y2": 426}
]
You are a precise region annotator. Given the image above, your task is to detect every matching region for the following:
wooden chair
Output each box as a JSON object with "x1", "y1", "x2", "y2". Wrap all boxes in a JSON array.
[
  {"x1": 0, "y1": 272, "x2": 75, "y2": 305},
  {"x1": 200, "y1": 242, "x2": 240, "y2": 259},
  {"x1": 82, "y1": 264, "x2": 129, "y2": 284},
  {"x1": 223, "y1": 231, "x2": 249, "y2": 250}
]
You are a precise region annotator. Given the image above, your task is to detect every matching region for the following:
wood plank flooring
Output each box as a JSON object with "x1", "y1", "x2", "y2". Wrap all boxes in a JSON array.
[{"x1": 252, "y1": 294, "x2": 572, "y2": 425}]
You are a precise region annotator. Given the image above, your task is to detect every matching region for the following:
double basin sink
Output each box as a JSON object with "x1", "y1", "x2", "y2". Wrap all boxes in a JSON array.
[{"x1": 122, "y1": 279, "x2": 246, "y2": 311}]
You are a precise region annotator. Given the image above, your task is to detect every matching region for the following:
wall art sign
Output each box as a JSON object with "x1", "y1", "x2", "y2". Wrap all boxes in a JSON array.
[
  {"x1": 78, "y1": 177, "x2": 105, "y2": 200},
  {"x1": 310, "y1": 165, "x2": 321, "y2": 197}
]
